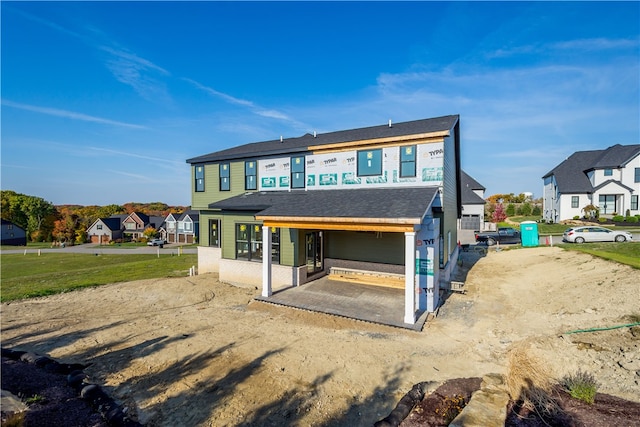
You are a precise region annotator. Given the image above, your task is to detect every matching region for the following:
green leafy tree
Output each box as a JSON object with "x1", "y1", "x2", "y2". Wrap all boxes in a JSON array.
[
  {"x1": 1, "y1": 191, "x2": 57, "y2": 241},
  {"x1": 506, "y1": 203, "x2": 516, "y2": 216},
  {"x1": 520, "y1": 202, "x2": 532, "y2": 216},
  {"x1": 532, "y1": 205, "x2": 541, "y2": 216}
]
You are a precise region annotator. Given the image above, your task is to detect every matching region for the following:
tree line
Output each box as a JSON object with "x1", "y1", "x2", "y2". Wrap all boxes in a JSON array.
[{"x1": 1, "y1": 190, "x2": 188, "y2": 243}]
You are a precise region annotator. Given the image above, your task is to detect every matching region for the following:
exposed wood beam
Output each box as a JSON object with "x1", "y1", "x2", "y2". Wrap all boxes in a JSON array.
[
  {"x1": 257, "y1": 219, "x2": 415, "y2": 232},
  {"x1": 308, "y1": 131, "x2": 449, "y2": 153}
]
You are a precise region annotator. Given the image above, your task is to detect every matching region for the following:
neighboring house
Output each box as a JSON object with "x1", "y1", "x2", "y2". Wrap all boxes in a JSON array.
[
  {"x1": 1, "y1": 219, "x2": 27, "y2": 246},
  {"x1": 164, "y1": 210, "x2": 199, "y2": 243},
  {"x1": 176, "y1": 210, "x2": 199, "y2": 244},
  {"x1": 86, "y1": 216, "x2": 126, "y2": 244},
  {"x1": 186, "y1": 115, "x2": 463, "y2": 325},
  {"x1": 121, "y1": 212, "x2": 165, "y2": 241},
  {"x1": 459, "y1": 170, "x2": 486, "y2": 231},
  {"x1": 542, "y1": 144, "x2": 640, "y2": 222}
]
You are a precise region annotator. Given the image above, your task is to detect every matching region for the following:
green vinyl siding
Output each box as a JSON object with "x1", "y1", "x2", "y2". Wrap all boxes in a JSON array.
[
  {"x1": 325, "y1": 231, "x2": 404, "y2": 265},
  {"x1": 191, "y1": 162, "x2": 255, "y2": 210}
]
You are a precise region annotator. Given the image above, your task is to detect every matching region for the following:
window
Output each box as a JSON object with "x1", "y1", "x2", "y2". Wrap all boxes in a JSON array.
[
  {"x1": 209, "y1": 219, "x2": 221, "y2": 247},
  {"x1": 235, "y1": 223, "x2": 279, "y2": 263},
  {"x1": 635, "y1": 168, "x2": 640, "y2": 183},
  {"x1": 220, "y1": 163, "x2": 230, "y2": 191},
  {"x1": 97, "y1": 224, "x2": 103, "y2": 230},
  {"x1": 270, "y1": 227, "x2": 280, "y2": 263},
  {"x1": 632, "y1": 195, "x2": 639, "y2": 211},
  {"x1": 195, "y1": 165, "x2": 205, "y2": 192},
  {"x1": 399, "y1": 146, "x2": 416, "y2": 178},
  {"x1": 245, "y1": 161, "x2": 257, "y2": 190},
  {"x1": 604, "y1": 168, "x2": 612, "y2": 176},
  {"x1": 357, "y1": 149, "x2": 382, "y2": 177},
  {"x1": 571, "y1": 196, "x2": 579, "y2": 208},
  {"x1": 291, "y1": 156, "x2": 305, "y2": 189},
  {"x1": 184, "y1": 221, "x2": 192, "y2": 231}
]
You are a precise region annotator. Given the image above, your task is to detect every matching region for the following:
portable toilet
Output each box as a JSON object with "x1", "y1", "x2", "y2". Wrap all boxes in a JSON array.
[{"x1": 520, "y1": 221, "x2": 539, "y2": 247}]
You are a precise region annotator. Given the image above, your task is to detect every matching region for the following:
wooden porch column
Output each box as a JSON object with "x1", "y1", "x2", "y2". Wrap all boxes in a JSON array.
[
  {"x1": 404, "y1": 231, "x2": 417, "y2": 324},
  {"x1": 262, "y1": 226, "x2": 272, "y2": 297}
]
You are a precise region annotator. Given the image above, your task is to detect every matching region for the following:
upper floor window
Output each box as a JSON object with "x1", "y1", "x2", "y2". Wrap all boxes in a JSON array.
[
  {"x1": 97, "y1": 224, "x2": 103, "y2": 230},
  {"x1": 357, "y1": 149, "x2": 382, "y2": 177},
  {"x1": 631, "y1": 195, "x2": 639, "y2": 211},
  {"x1": 604, "y1": 168, "x2": 612, "y2": 176},
  {"x1": 399, "y1": 146, "x2": 416, "y2": 178},
  {"x1": 635, "y1": 168, "x2": 640, "y2": 183},
  {"x1": 291, "y1": 156, "x2": 305, "y2": 189},
  {"x1": 571, "y1": 196, "x2": 579, "y2": 208},
  {"x1": 245, "y1": 161, "x2": 257, "y2": 190},
  {"x1": 220, "y1": 163, "x2": 230, "y2": 191},
  {"x1": 195, "y1": 165, "x2": 205, "y2": 192}
]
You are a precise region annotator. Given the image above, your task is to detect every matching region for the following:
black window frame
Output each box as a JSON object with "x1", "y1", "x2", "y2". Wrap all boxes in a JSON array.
[
  {"x1": 195, "y1": 165, "x2": 205, "y2": 192},
  {"x1": 635, "y1": 168, "x2": 640, "y2": 183},
  {"x1": 245, "y1": 161, "x2": 257, "y2": 190},
  {"x1": 290, "y1": 156, "x2": 305, "y2": 189},
  {"x1": 209, "y1": 219, "x2": 221, "y2": 247},
  {"x1": 632, "y1": 195, "x2": 639, "y2": 211},
  {"x1": 357, "y1": 149, "x2": 383, "y2": 177},
  {"x1": 219, "y1": 163, "x2": 230, "y2": 191},
  {"x1": 399, "y1": 145, "x2": 417, "y2": 178},
  {"x1": 235, "y1": 223, "x2": 280, "y2": 263},
  {"x1": 571, "y1": 196, "x2": 579, "y2": 208}
]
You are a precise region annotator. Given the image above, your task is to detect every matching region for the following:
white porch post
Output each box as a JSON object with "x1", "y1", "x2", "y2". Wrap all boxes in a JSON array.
[
  {"x1": 262, "y1": 226, "x2": 272, "y2": 297},
  {"x1": 404, "y1": 231, "x2": 417, "y2": 324}
]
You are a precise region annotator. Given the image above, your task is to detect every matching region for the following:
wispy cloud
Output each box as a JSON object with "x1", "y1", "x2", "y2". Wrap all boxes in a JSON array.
[
  {"x1": 12, "y1": 7, "x2": 172, "y2": 104},
  {"x1": 2, "y1": 100, "x2": 148, "y2": 129},
  {"x1": 87, "y1": 146, "x2": 182, "y2": 166},
  {"x1": 183, "y1": 78, "x2": 309, "y2": 129},
  {"x1": 106, "y1": 169, "x2": 155, "y2": 181},
  {"x1": 551, "y1": 37, "x2": 640, "y2": 51},
  {"x1": 101, "y1": 46, "x2": 172, "y2": 102}
]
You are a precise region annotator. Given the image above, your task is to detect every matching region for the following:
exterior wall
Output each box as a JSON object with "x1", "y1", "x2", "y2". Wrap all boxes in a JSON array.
[
  {"x1": 191, "y1": 162, "x2": 249, "y2": 210},
  {"x1": 557, "y1": 193, "x2": 593, "y2": 220},
  {"x1": 1, "y1": 222, "x2": 27, "y2": 245},
  {"x1": 198, "y1": 246, "x2": 222, "y2": 274},
  {"x1": 542, "y1": 176, "x2": 559, "y2": 222},
  {"x1": 441, "y1": 133, "x2": 459, "y2": 267},
  {"x1": 219, "y1": 258, "x2": 306, "y2": 288},
  {"x1": 257, "y1": 142, "x2": 444, "y2": 191},
  {"x1": 325, "y1": 231, "x2": 404, "y2": 265}
]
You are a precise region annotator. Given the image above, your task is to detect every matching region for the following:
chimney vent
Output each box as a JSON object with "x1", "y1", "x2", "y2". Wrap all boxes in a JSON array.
[
  {"x1": 280, "y1": 135, "x2": 283, "y2": 142},
  {"x1": 388, "y1": 119, "x2": 392, "y2": 128},
  {"x1": 313, "y1": 130, "x2": 317, "y2": 138}
]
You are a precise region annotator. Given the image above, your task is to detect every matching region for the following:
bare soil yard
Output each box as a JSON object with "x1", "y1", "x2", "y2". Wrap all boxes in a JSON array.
[{"x1": 1, "y1": 246, "x2": 639, "y2": 426}]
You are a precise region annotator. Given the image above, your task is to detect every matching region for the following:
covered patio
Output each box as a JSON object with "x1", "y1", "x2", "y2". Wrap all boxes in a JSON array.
[{"x1": 255, "y1": 275, "x2": 430, "y2": 331}]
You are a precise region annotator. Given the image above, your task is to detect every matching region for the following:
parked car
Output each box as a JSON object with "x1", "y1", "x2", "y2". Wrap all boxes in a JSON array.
[
  {"x1": 475, "y1": 227, "x2": 521, "y2": 246},
  {"x1": 147, "y1": 238, "x2": 166, "y2": 246},
  {"x1": 562, "y1": 226, "x2": 633, "y2": 243}
]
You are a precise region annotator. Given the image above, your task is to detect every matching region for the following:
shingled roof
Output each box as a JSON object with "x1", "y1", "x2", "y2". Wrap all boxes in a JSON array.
[
  {"x1": 460, "y1": 171, "x2": 486, "y2": 205},
  {"x1": 542, "y1": 144, "x2": 640, "y2": 194},
  {"x1": 186, "y1": 115, "x2": 459, "y2": 164},
  {"x1": 208, "y1": 187, "x2": 439, "y2": 223}
]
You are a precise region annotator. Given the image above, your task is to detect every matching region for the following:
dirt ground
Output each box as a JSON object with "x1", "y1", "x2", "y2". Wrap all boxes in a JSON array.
[{"x1": 1, "y1": 246, "x2": 639, "y2": 426}]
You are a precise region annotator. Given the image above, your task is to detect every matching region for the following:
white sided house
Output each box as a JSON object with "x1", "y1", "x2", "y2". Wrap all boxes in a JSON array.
[
  {"x1": 186, "y1": 116, "x2": 463, "y2": 326},
  {"x1": 542, "y1": 144, "x2": 640, "y2": 222}
]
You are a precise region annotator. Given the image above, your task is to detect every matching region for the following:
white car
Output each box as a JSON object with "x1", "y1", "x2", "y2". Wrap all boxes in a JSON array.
[
  {"x1": 147, "y1": 238, "x2": 166, "y2": 246},
  {"x1": 562, "y1": 226, "x2": 633, "y2": 243}
]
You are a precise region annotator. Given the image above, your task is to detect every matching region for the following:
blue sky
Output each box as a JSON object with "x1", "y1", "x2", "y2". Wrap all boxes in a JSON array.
[{"x1": 2, "y1": 1, "x2": 639, "y2": 206}]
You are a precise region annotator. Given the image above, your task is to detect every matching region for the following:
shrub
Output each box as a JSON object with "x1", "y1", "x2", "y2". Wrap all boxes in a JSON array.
[
  {"x1": 573, "y1": 216, "x2": 580, "y2": 220},
  {"x1": 612, "y1": 215, "x2": 624, "y2": 223},
  {"x1": 506, "y1": 203, "x2": 516, "y2": 216},
  {"x1": 626, "y1": 216, "x2": 639, "y2": 223},
  {"x1": 599, "y1": 217, "x2": 608, "y2": 223},
  {"x1": 560, "y1": 370, "x2": 598, "y2": 404},
  {"x1": 532, "y1": 205, "x2": 541, "y2": 216}
]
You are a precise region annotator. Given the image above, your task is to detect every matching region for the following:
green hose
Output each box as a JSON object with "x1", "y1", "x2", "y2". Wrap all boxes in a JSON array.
[{"x1": 563, "y1": 322, "x2": 640, "y2": 335}]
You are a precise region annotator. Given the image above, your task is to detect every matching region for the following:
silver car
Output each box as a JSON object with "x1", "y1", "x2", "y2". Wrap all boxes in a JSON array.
[{"x1": 563, "y1": 226, "x2": 633, "y2": 243}]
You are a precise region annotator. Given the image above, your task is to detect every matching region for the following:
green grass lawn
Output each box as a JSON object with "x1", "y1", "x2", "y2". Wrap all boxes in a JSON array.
[
  {"x1": 0, "y1": 253, "x2": 198, "y2": 302},
  {"x1": 502, "y1": 217, "x2": 640, "y2": 235},
  {"x1": 557, "y1": 242, "x2": 640, "y2": 269}
]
